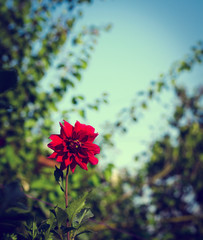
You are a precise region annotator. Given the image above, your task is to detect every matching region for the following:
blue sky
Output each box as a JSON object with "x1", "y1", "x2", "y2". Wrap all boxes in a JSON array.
[{"x1": 49, "y1": 0, "x2": 203, "y2": 170}]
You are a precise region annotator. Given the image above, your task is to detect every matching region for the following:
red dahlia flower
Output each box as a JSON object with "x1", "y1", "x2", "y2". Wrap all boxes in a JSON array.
[{"x1": 47, "y1": 120, "x2": 100, "y2": 173}]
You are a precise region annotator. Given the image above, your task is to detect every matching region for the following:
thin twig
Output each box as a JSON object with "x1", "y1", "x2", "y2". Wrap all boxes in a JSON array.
[
  {"x1": 90, "y1": 219, "x2": 146, "y2": 240},
  {"x1": 25, "y1": 193, "x2": 55, "y2": 207}
]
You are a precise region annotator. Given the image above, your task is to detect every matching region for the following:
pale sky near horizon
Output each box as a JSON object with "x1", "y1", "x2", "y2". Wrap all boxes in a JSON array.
[{"x1": 46, "y1": 0, "x2": 203, "y2": 171}]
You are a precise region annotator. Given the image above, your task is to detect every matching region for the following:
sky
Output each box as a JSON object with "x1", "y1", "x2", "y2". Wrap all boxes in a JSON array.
[{"x1": 49, "y1": 0, "x2": 203, "y2": 171}]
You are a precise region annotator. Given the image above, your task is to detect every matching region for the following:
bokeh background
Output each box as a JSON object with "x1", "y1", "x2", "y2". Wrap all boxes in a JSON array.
[{"x1": 0, "y1": 0, "x2": 203, "y2": 239}]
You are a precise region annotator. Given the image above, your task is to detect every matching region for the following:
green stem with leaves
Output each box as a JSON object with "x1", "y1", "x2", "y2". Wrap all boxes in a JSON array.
[{"x1": 65, "y1": 166, "x2": 70, "y2": 240}]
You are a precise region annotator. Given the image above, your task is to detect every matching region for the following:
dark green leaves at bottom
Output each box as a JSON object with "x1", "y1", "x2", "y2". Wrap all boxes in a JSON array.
[
  {"x1": 66, "y1": 191, "x2": 94, "y2": 239},
  {"x1": 74, "y1": 224, "x2": 93, "y2": 238},
  {"x1": 74, "y1": 208, "x2": 94, "y2": 227},
  {"x1": 66, "y1": 191, "x2": 90, "y2": 225}
]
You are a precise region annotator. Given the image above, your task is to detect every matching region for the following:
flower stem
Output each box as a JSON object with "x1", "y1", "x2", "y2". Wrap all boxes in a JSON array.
[
  {"x1": 65, "y1": 166, "x2": 69, "y2": 208},
  {"x1": 65, "y1": 166, "x2": 70, "y2": 240}
]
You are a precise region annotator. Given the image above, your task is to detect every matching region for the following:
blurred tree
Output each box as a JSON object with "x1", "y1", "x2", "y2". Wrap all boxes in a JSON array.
[
  {"x1": 0, "y1": 0, "x2": 109, "y2": 183},
  {"x1": 85, "y1": 84, "x2": 202, "y2": 240},
  {"x1": 143, "y1": 85, "x2": 203, "y2": 240},
  {"x1": 109, "y1": 42, "x2": 203, "y2": 134}
]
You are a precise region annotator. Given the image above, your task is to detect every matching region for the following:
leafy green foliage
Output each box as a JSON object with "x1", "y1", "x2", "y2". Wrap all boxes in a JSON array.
[
  {"x1": 15, "y1": 200, "x2": 94, "y2": 240},
  {"x1": 67, "y1": 191, "x2": 91, "y2": 225},
  {"x1": 0, "y1": 0, "x2": 108, "y2": 187},
  {"x1": 0, "y1": 69, "x2": 18, "y2": 93},
  {"x1": 0, "y1": 182, "x2": 31, "y2": 238},
  {"x1": 41, "y1": 193, "x2": 94, "y2": 239},
  {"x1": 67, "y1": 192, "x2": 94, "y2": 239},
  {"x1": 109, "y1": 42, "x2": 203, "y2": 134}
]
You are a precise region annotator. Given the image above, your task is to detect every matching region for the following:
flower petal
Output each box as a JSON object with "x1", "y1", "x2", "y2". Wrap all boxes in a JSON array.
[
  {"x1": 56, "y1": 155, "x2": 63, "y2": 162},
  {"x1": 77, "y1": 122, "x2": 95, "y2": 134},
  {"x1": 48, "y1": 142, "x2": 64, "y2": 152},
  {"x1": 74, "y1": 121, "x2": 84, "y2": 132},
  {"x1": 49, "y1": 134, "x2": 63, "y2": 143},
  {"x1": 59, "y1": 122, "x2": 67, "y2": 139},
  {"x1": 48, "y1": 135, "x2": 63, "y2": 148},
  {"x1": 83, "y1": 142, "x2": 100, "y2": 154},
  {"x1": 59, "y1": 154, "x2": 72, "y2": 170},
  {"x1": 48, "y1": 152, "x2": 57, "y2": 159},
  {"x1": 77, "y1": 148, "x2": 88, "y2": 158},
  {"x1": 77, "y1": 132, "x2": 98, "y2": 143},
  {"x1": 74, "y1": 121, "x2": 98, "y2": 142},
  {"x1": 75, "y1": 155, "x2": 88, "y2": 170},
  {"x1": 65, "y1": 157, "x2": 72, "y2": 167},
  {"x1": 63, "y1": 120, "x2": 73, "y2": 137},
  {"x1": 88, "y1": 155, "x2": 99, "y2": 165},
  {"x1": 70, "y1": 161, "x2": 77, "y2": 173},
  {"x1": 87, "y1": 133, "x2": 99, "y2": 142}
]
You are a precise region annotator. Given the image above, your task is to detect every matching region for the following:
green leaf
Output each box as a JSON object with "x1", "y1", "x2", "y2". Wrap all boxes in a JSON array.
[
  {"x1": 78, "y1": 109, "x2": 86, "y2": 118},
  {"x1": 60, "y1": 77, "x2": 75, "y2": 88},
  {"x1": 60, "y1": 185, "x2": 65, "y2": 192},
  {"x1": 157, "y1": 81, "x2": 164, "y2": 92},
  {"x1": 104, "y1": 163, "x2": 114, "y2": 181},
  {"x1": 55, "y1": 207, "x2": 68, "y2": 227},
  {"x1": 25, "y1": 119, "x2": 36, "y2": 128},
  {"x1": 67, "y1": 18, "x2": 75, "y2": 28},
  {"x1": 61, "y1": 226, "x2": 75, "y2": 234},
  {"x1": 50, "y1": 209, "x2": 56, "y2": 218},
  {"x1": 15, "y1": 233, "x2": 27, "y2": 240},
  {"x1": 72, "y1": 97, "x2": 78, "y2": 105},
  {"x1": 89, "y1": 174, "x2": 100, "y2": 187},
  {"x1": 75, "y1": 208, "x2": 94, "y2": 226},
  {"x1": 80, "y1": 59, "x2": 87, "y2": 69},
  {"x1": 38, "y1": 222, "x2": 50, "y2": 233},
  {"x1": 66, "y1": 191, "x2": 90, "y2": 226},
  {"x1": 141, "y1": 102, "x2": 147, "y2": 109},
  {"x1": 6, "y1": 205, "x2": 30, "y2": 214},
  {"x1": 50, "y1": 229, "x2": 62, "y2": 240},
  {"x1": 104, "y1": 24, "x2": 112, "y2": 32},
  {"x1": 74, "y1": 223, "x2": 93, "y2": 238},
  {"x1": 32, "y1": 221, "x2": 37, "y2": 238},
  {"x1": 57, "y1": 64, "x2": 65, "y2": 69},
  {"x1": 77, "y1": 95, "x2": 84, "y2": 100},
  {"x1": 54, "y1": 166, "x2": 63, "y2": 183},
  {"x1": 49, "y1": 102, "x2": 58, "y2": 111},
  {"x1": 45, "y1": 214, "x2": 55, "y2": 239},
  {"x1": 72, "y1": 72, "x2": 81, "y2": 81}
]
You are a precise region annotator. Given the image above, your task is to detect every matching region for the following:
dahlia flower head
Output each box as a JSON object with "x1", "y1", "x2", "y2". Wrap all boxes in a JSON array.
[{"x1": 48, "y1": 120, "x2": 100, "y2": 173}]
